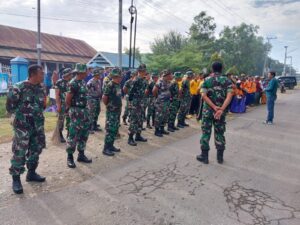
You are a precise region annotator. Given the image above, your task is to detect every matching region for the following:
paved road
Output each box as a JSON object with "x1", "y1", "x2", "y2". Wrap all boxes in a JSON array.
[{"x1": 1, "y1": 90, "x2": 300, "y2": 225}]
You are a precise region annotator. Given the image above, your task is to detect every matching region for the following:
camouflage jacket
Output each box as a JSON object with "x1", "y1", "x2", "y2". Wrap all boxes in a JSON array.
[
  {"x1": 124, "y1": 79, "x2": 133, "y2": 97},
  {"x1": 169, "y1": 80, "x2": 180, "y2": 101},
  {"x1": 6, "y1": 81, "x2": 46, "y2": 119},
  {"x1": 68, "y1": 79, "x2": 87, "y2": 108},
  {"x1": 200, "y1": 72, "x2": 232, "y2": 110},
  {"x1": 155, "y1": 79, "x2": 171, "y2": 102},
  {"x1": 103, "y1": 81, "x2": 122, "y2": 112},
  {"x1": 128, "y1": 76, "x2": 145, "y2": 102},
  {"x1": 181, "y1": 79, "x2": 191, "y2": 98},
  {"x1": 54, "y1": 78, "x2": 68, "y2": 105},
  {"x1": 87, "y1": 78, "x2": 102, "y2": 99},
  {"x1": 147, "y1": 80, "x2": 156, "y2": 98}
]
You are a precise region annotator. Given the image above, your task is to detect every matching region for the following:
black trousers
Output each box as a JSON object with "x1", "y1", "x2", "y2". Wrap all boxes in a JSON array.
[{"x1": 189, "y1": 94, "x2": 200, "y2": 115}]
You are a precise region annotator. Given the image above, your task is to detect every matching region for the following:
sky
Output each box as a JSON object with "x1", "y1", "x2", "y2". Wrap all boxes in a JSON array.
[{"x1": 0, "y1": 0, "x2": 299, "y2": 72}]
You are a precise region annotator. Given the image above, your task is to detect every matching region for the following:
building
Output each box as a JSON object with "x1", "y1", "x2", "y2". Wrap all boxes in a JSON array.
[
  {"x1": 0, "y1": 24, "x2": 97, "y2": 72},
  {"x1": 88, "y1": 51, "x2": 140, "y2": 69}
]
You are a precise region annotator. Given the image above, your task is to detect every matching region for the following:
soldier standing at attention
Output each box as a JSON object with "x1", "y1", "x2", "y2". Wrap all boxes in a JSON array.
[
  {"x1": 141, "y1": 73, "x2": 150, "y2": 130},
  {"x1": 54, "y1": 68, "x2": 73, "y2": 143},
  {"x1": 102, "y1": 68, "x2": 123, "y2": 156},
  {"x1": 168, "y1": 72, "x2": 182, "y2": 132},
  {"x1": 6, "y1": 64, "x2": 46, "y2": 194},
  {"x1": 177, "y1": 71, "x2": 193, "y2": 128},
  {"x1": 196, "y1": 62, "x2": 233, "y2": 164},
  {"x1": 127, "y1": 64, "x2": 148, "y2": 146},
  {"x1": 152, "y1": 70, "x2": 173, "y2": 137},
  {"x1": 122, "y1": 70, "x2": 137, "y2": 125},
  {"x1": 87, "y1": 68, "x2": 103, "y2": 133},
  {"x1": 146, "y1": 71, "x2": 159, "y2": 129},
  {"x1": 65, "y1": 63, "x2": 92, "y2": 168}
]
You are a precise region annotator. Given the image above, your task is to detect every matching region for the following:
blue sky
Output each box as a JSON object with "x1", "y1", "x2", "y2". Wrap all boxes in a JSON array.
[{"x1": 0, "y1": 0, "x2": 299, "y2": 72}]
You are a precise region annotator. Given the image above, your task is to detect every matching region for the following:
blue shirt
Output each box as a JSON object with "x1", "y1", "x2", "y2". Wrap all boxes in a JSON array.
[
  {"x1": 84, "y1": 73, "x2": 93, "y2": 83},
  {"x1": 264, "y1": 78, "x2": 278, "y2": 98}
]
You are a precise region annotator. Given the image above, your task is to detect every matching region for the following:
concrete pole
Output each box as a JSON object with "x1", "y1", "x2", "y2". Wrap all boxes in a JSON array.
[
  {"x1": 283, "y1": 46, "x2": 288, "y2": 76},
  {"x1": 118, "y1": 0, "x2": 122, "y2": 69},
  {"x1": 37, "y1": 0, "x2": 42, "y2": 66}
]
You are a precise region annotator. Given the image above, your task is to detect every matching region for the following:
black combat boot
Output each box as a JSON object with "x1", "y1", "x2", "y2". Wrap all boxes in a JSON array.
[
  {"x1": 154, "y1": 127, "x2": 163, "y2": 137},
  {"x1": 12, "y1": 175, "x2": 23, "y2": 194},
  {"x1": 77, "y1": 152, "x2": 92, "y2": 163},
  {"x1": 111, "y1": 142, "x2": 121, "y2": 152},
  {"x1": 102, "y1": 144, "x2": 115, "y2": 156},
  {"x1": 177, "y1": 121, "x2": 185, "y2": 128},
  {"x1": 128, "y1": 133, "x2": 137, "y2": 146},
  {"x1": 93, "y1": 122, "x2": 102, "y2": 132},
  {"x1": 59, "y1": 130, "x2": 66, "y2": 143},
  {"x1": 135, "y1": 133, "x2": 147, "y2": 142},
  {"x1": 172, "y1": 123, "x2": 179, "y2": 130},
  {"x1": 167, "y1": 124, "x2": 175, "y2": 132},
  {"x1": 161, "y1": 126, "x2": 169, "y2": 135},
  {"x1": 196, "y1": 150, "x2": 209, "y2": 164},
  {"x1": 217, "y1": 149, "x2": 224, "y2": 164},
  {"x1": 146, "y1": 120, "x2": 153, "y2": 129},
  {"x1": 26, "y1": 163, "x2": 46, "y2": 182},
  {"x1": 67, "y1": 154, "x2": 76, "y2": 168}
]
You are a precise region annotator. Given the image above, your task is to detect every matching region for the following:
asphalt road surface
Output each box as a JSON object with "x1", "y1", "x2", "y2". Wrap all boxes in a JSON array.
[{"x1": 1, "y1": 90, "x2": 300, "y2": 225}]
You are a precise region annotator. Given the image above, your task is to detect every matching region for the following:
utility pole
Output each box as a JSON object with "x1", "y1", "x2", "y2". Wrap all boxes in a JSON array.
[
  {"x1": 37, "y1": 0, "x2": 41, "y2": 66},
  {"x1": 118, "y1": 0, "x2": 122, "y2": 69},
  {"x1": 262, "y1": 36, "x2": 276, "y2": 77},
  {"x1": 287, "y1": 56, "x2": 293, "y2": 76},
  {"x1": 132, "y1": 9, "x2": 137, "y2": 68},
  {"x1": 283, "y1": 46, "x2": 288, "y2": 76}
]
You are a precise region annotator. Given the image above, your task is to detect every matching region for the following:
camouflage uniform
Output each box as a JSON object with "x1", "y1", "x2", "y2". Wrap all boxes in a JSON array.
[
  {"x1": 54, "y1": 78, "x2": 69, "y2": 131},
  {"x1": 103, "y1": 81, "x2": 122, "y2": 146},
  {"x1": 122, "y1": 79, "x2": 134, "y2": 122},
  {"x1": 200, "y1": 73, "x2": 232, "y2": 152},
  {"x1": 142, "y1": 78, "x2": 149, "y2": 122},
  {"x1": 146, "y1": 79, "x2": 156, "y2": 126},
  {"x1": 154, "y1": 78, "x2": 171, "y2": 128},
  {"x1": 177, "y1": 76, "x2": 192, "y2": 125},
  {"x1": 66, "y1": 79, "x2": 90, "y2": 155},
  {"x1": 6, "y1": 81, "x2": 46, "y2": 176},
  {"x1": 168, "y1": 75, "x2": 181, "y2": 128},
  {"x1": 87, "y1": 77, "x2": 102, "y2": 130}
]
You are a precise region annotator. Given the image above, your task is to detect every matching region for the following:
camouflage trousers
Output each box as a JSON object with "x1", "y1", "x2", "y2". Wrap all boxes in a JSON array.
[
  {"x1": 88, "y1": 98, "x2": 100, "y2": 126},
  {"x1": 104, "y1": 111, "x2": 121, "y2": 145},
  {"x1": 142, "y1": 97, "x2": 149, "y2": 121},
  {"x1": 177, "y1": 96, "x2": 192, "y2": 122},
  {"x1": 200, "y1": 108, "x2": 226, "y2": 151},
  {"x1": 122, "y1": 97, "x2": 130, "y2": 120},
  {"x1": 147, "y1": 97, "x2": 155, "y2": 123},
  {"x1": 10, "y1": 115, "x2": 46, "y2": 176},
  {"x1": 154, "y1": 100, "x2": 170, "y2": 128},
  {"x1": 66, "y1": 107, "x2": 90, "y2": 155},
  {"x1": 128, "y1": 100, "x2": 143, "y2": 135},
  {"x1": 57, "y1": 107, "x2": 66, "y2": 131},
  {"x1": 168, "y1": 99, "x2": 180, "y2": 125}
]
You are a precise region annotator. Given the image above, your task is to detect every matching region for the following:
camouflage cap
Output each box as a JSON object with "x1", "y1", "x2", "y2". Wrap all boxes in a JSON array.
[
  {"x1": 130, "y1": 69, "x2": 137, "y2": 77},
  {"x1": 73, "y1": 63, "x2": 87, "y2": 73},
  {"x1": 62, "y1": 68, "x2": 72, "y2": 78},
  {"x1": 186, "y1": 70, "x2": 194, "y2": 77},
  {"x1": 92, "y1": 68, "x2": 104, "y2": 76},
  {"x1": 138, "y1": 63, "x2": 147, "y2": 72},
  {"x1": 174, "y1": 72, "x2": 182, "y2": 79},
  {"x1": 151, "y1": 70, "x2": 159, "y2": 77},
  {"x1": 162, "y1": 69, "x2": 172, "y2": 77},
  {"x1": 110, "y1": 68, "x2": 121, "y2": 77}
]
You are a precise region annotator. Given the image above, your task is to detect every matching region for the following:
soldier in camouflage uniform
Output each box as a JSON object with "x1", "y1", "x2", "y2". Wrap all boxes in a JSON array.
[
  {"x1": 177, "y1": 71, "x2": 193, "y2": 128},
  {"x1": 102, "y1": 68, "x2": 123, "y2": 156},
  {"x1": 65, "y1": 63, "x2": 92, "y2": 168},
  {"x1": 6, "y1": 65, "x2": 46, "y2": 194},
  {"x1": 87, "y1": 68, "x2": 103, "y2": 133},
  {"x1": 196, "y1": 62, "x2": 233, "y2": 164},
  {"x1": 168, "y1": 72, "x2": 182, "y2": 132},
  {"x1": 152, "y1": 70, "x2": 173, "y2": 137},
  {"x1": 146, "y1": 71, "x2": 159, "y2": 129},
  {"x1": 141, "y1": 73, "x2": 150, "y2": 130},
  {"x1": 54, "y1": 68, "x2": 73, "y2": 143},
  {"x1": 122, "y1": 70, "x2": 137, "y2": 125},
  {"x1": 127, "y1": 64, "x2": 148, "y2": 146}
]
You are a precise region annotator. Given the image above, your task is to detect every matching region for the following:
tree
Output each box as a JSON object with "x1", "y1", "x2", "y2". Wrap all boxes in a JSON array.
[
  {"x1": 150, "y1": 30, "x2": 187, "y2": 55},
  {"x1": 124, "y1": 47, "x2": 142, "y2": 63}
]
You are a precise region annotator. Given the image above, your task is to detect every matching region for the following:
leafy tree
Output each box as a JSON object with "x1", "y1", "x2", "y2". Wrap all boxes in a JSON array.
[{"x1": 124, "y1": 47, "x2": 142, "y2": 63}]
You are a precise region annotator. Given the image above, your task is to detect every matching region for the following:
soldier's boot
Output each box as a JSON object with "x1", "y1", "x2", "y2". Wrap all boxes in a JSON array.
[
  {"x1": 177, "y1": 120, "x2": 185, "y2": 128},
  {"x1": 93, "y1": 122, "x2": 102, "y2": 132},
  {"x1": 67, "y1": 154, "x2": 76, "y2": 168},
  {"x1": 167, "y1": 124, "x2": 175, "y2": 132},
  {"x1": 154, "y1": 127, "x2": 163, "y2": 137},
  {"x1": 146, "y1": 120, "x2": 153, "y2": 129},
  {"x1": 135, "y1": 133, "x2": 148, "y2": 142},
  {"x1": 128, "y1": 133, "x2": 137, "y2": 146},
  {"x1": 26, "y1": 164, "x2": 46, "y2": 182},
  {"x1": 102, "y1": 143, "x2": 115, "y2": 157},
  {"x1": 123, "y1": 117, "x2": 128, "y2": 125},
  {"x1": 111, "y1": 142, "x2": 121, "y2": 152},
  {"x1": 217, "y1": 149, "x2": 224, "y2": 164},
  {"x1": 77, "y1": 152, "x2": 92, "y2": 163},
  {"x1": 196, "y1": 150, "x2": 209, "y2": 164},
  {"x1": 161, "y1": 126, "x2": 169, "y2": 135},
  {"x1": 59, "y1": 130, "x2": 66, "y2": 143},
  {"x1": 172, "y1": 123, "x2": 179, "y2": 130},
  {"x1": 183, "y1": 118, "x2": 189, "y2": 127},
  {"x1": 12, "y1": 175, "x2": 23, "y2": 194}
]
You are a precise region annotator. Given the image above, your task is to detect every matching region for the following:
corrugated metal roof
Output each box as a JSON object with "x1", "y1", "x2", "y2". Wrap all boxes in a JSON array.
[{"x1": 0, "y1": 24, "x2": 97, "y2": 63}]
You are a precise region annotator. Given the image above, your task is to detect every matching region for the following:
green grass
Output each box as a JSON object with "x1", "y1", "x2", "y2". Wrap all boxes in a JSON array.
[{"x1": 0, "y1": 96, "x2": 7, "y2": 118}]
